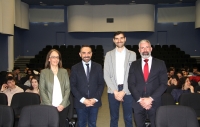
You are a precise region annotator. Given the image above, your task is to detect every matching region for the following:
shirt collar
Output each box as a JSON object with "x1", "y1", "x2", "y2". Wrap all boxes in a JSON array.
[
  {"x1": 82, "y1": 60, "x2": 91, "y2": 65},
  {"x1": 142, "y1": 56, "x2": 152, "y2": 62},
  {"x1": 115, "y1": 47, "x2": 126, "y2": 54}
]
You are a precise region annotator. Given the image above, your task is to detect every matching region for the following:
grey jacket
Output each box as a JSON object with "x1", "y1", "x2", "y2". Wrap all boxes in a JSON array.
[
  {"x1": 39, "y1": 68, "x2": 70, "y2": 108},
  {"x1": 104, "y1": 47, "x2": 136, "y2": 95}
]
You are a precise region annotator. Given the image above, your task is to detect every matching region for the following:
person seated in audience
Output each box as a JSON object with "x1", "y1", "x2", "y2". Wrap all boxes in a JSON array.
[
  {"x1": 192, "y1": 67, "x2": 200, "y2": 76},
  {"x1": 189, "y1": 76, "x2": 200, "y2": 86},
  {"x1": 166, "y1": 76, "x2": 179, "y2": 93},
  {"x1": 20, "y1": 67, "x2": 29, "y2": 78},
  {"x1": 27, "y1": 69, "x2": 33, "y2": 75},
  {"x1": 167, "y1": 67, "x2": 175, "y2": 79},
  {"x1": 24, "y1": 74, "x2": 34, "y2": 87},
  {"x1": 171, "y1": 77, "x2": 194, "y2": 103},
  {"x1": 12, "y1": 66, "x2": 21, "y2": 82},
  {"x1": 1, "y1": 72, "x2": 14, "y2": 87},
  {"x1": 26, "y1": 76, "x2": 39, "y2": 94},
  {"x1": 6, "y1": 72, "x2": 14, "y2": 78},
  {"x1": 176, "y1": 71, "x2": 183, "y2": 79},
  {"x1": 0, "y1": 76, "x2": 24, "y2": 106},
  {"x1": 181, "y1": 68, "x2": 189, "y2": 77}
]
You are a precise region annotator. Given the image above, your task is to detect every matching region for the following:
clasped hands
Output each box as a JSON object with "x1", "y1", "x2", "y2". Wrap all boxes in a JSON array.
[
  {"x1": 114, "y1": 90, "x2": 125, "y2": 101},
  {"x1": 57, "y1": 105, "x2": 64, "y2": 112},
  {"x1": 83, "y1": 98, "x2": 96, "y2": 107},
  {"x1": 139, "y1": 97, "x2": 153, "y2": 110}
]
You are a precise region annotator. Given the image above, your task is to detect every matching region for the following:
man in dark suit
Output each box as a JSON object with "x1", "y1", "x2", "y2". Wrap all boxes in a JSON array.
[
  {"x1": 70, "y1": 45, "x2": 104, "y2": 127},
  {"x1": 128, "y1": 39, "x2": 168, "y2": 127}
]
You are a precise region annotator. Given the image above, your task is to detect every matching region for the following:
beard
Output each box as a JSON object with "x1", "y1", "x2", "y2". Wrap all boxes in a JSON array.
[
  {"x1": 116, "y1": 42, "x2": 124, "y2": 48},
  {"x1": 82, "y1": 57, "x2": 91, "y2": 62},
  {"x1": 140, "y1": 51, "x2": 151, "y2": 59}
]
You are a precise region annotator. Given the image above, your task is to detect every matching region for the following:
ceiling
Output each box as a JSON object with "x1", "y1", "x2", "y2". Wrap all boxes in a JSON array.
[{"x1": 21, "y1": 0, "x2": 197, "y2": 6}]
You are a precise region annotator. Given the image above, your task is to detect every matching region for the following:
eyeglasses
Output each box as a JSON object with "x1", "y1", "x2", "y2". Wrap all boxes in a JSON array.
[{"x1": 49, "y1": 56, "x2": 59, "y2": 59}]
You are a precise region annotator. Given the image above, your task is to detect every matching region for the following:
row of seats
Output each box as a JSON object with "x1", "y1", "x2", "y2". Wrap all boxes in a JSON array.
[
  {"x1": 1, "y1": 94, "x2": 198, "y2": 127},
  {"x1": 0, "y1": 92, "x2": 199, "y2": 127},
  {"x1": 44, "y1": 44, "x2": 104, "y2": 53},
  {"x1": 125, "y1": 44, "x2": 198, "y2": 69},
  {"x1": 0, "y1": 104, "x2": 59, "y2": 127},
  {"x1": 28, "y1": 45, "x2": 104, "y2": 69},
  {"x1": 27, "y1": 44, "x2": 199, "y2": 70},
  {"x1": 0, "y1": 92, "x2": 76, "y2": 127},
  {"x1": 161, "y1": 93, "x2": 200, "y2": 119}
]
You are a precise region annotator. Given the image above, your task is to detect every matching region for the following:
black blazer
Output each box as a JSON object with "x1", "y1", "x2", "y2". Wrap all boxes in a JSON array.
[
  {"x1": 70, "y1": 61, "x2": 105, "y2": 108},
  {"x1": 128, "y1": 58, "x2": 168, "y2": 108}
]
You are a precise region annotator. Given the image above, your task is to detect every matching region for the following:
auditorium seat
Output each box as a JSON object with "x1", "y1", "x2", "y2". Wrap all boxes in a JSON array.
[
  {"x1": 90, "y1": 45, "x2": 96, "y2": 52},
  {"x1": 0, "y1": 105, "x2": 14, "y2": 127},
  {"x1": 125, "y1": 45, "x2": 132, "y2": 50},
  {"x1": 161, "y1": 93, "x2": 175, "y2": 106},
  {"x1": 156, "y1": 105, "x2": 199, "y2": 127},
  {"x1": 179, "y1": 93, "x2": 200, "y2": 120},
  {"x1": 0, "y1": 93, "x2": 8, "y2": 105},
  {"x1": 11, "y1": 92, "x2": 41, "y2": 119},
  {"x1": 53, "y1": 45, "x2": 60, "y2": 50},
  {"x1": 18, "y1": 105, "x2": 59, "y2": 127}
]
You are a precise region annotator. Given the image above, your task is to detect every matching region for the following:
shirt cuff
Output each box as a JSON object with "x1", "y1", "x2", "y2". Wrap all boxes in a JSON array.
[
  {"x1": 80, "y1": 97, "x2": 86, "y2": 103},
  {"x1": 94, "y1": 98, "x2": 98, "y2": 102},
  {"x1": 137, "y1": 98, "x2": 141, "y2": 102},
  {"x1": 149, "y1": 97, "x2": 154, "y2": 101}
]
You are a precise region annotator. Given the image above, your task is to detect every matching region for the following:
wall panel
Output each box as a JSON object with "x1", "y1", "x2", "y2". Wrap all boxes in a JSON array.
[
  {"x1": 68, "y1": 5, "x2": 155, "y2": 32},
  {"x1": 196, "y1": 0, "x2": 200, "y2": 28}
]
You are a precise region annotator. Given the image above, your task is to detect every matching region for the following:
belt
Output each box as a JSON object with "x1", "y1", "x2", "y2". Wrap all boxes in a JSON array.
[{"x1": 118, "y1": 84, "x2": 123, "y2": 86}]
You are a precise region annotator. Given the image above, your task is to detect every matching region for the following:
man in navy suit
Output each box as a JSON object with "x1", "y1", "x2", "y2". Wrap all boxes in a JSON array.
[
  {"x1": 70, "y1": 45, "x2": 104, "y2": 127},
  {"x1": 128, "y1": 40, "x2": 168, "y2": 127}
]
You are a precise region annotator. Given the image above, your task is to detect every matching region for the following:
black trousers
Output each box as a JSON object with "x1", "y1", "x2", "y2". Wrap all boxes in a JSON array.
[{"x1": 59, "y1": 106, "x2": 69, "y2": 127}]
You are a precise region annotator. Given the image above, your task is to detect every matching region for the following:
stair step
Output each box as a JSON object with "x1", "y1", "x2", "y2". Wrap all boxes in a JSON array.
[{"x1": 14, "y1": 56, "x2": 34, "y2": 72}]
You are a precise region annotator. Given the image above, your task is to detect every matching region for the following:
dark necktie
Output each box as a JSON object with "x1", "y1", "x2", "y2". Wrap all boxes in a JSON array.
[
  {"x1": 144, "y1": 59, "x2": 149, "y2": 82},
  {"x1": 86, "y1": 64, "x2": 90, "y2": 81}
]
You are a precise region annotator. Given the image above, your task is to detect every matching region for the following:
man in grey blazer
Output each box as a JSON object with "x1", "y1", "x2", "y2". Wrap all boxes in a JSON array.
[{"x1": 104, "y1": 31, "x2": 136, "y2": 127}]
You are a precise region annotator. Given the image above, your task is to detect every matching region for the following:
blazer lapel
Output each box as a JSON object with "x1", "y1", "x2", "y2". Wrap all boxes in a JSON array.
[
  {"x1": 79, "y1": 62, "x2": 88, "y2": 83},
  {"x1": 137, "y1": 59, "x2": 145, "y2": 81},
  {"x1": 88, "y1": 61, "x2": 95, "y2": 83},
  {"x1": 147, "y1": 57, "x2": 156, "y2": 82},
  {"x1": 111, "y1": 49, "x2": 117, "y2": 81},
  {"x1": 124, "y1": 48, "x2": 130, "y2": 74}
]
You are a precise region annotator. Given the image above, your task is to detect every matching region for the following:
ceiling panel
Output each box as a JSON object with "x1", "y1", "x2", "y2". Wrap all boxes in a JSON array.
[{"x1": 21, "y1": 0, "x2": 197, "y2": 6}]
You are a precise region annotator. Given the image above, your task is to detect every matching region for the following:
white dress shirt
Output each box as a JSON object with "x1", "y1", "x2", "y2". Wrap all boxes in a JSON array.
[
  {"x1": 116, "y1": 48, "x2": 126, "y2": 85},
  {"x1": 142, "y1": 56, "x2": 152, "y2": 73},
  {"x1": 80, "y1": 60, "x2": 98, "y2": 103},
  {"x1": 52, "y1": 75, "x2": 63, "y2": 107},
  {"x1": 83, "y1": 60, "x2": 91, "y2": 76}
]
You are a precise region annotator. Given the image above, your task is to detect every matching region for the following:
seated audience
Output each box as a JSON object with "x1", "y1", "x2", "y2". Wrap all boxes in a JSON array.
[
  {"x1": 166, "y1": 76, "x2": 179, "y2": 93},
  {"x1": 176, "y1": 71, "x2": 183, "y2": 79},
  {"x1": 25, "y1": 76, "x2": 39, "y2": 94},
  {"x1": 27, "y1": 69, "x2": 33, "y2": 75},
  {"x1": 0, "y1": 76, "x2": 24, "y2": 106},
  {"x1": 24, "y1": 74, "x2": 34, "y2": 87},
  {"x1": 168, "y1": 76, "x2": 178, "y2": 86},
  {"x1": 12, "y1": 66, "x2": 21, "y2": 82},
  {"x1": 189, "y1": 76, "x2": 200, "y2": 85},
  {"x1": 192, "y1": 67, "x2": 200, "y2": 76},
  {"x1": 1, "y1": 72, "x2": 14, "y2": 87},
  {"x1": 20, "y1": 67, "x2": 29, "y2": 78},
  {"x1": 171, "y1": 77, "x2": 194, "y2": 103},
  {"x1": 181, "y1": 68, "x2": 189, "y2": 77},
  {"x1": 168, "y1": 67, "x2": 175, "y2": 79}
]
